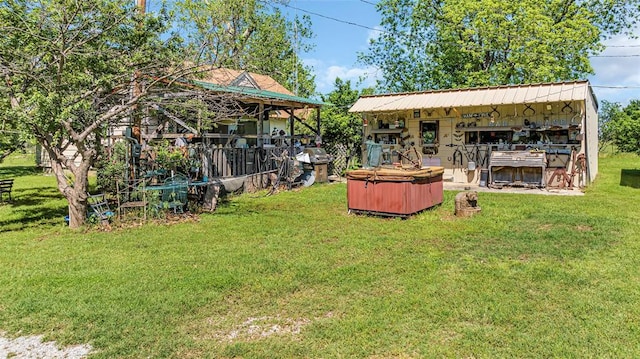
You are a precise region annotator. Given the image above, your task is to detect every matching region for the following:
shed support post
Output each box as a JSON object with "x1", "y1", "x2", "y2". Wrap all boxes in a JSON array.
[
  {"x1": 316, "y1": 107, "x2": 321, "y2": 139},
  {"x1": 289, "y1": 108, "x2": 295, "y2": 156},
  {"x1": 257, "y1": 102, "x2": 264, "y2": 147}
]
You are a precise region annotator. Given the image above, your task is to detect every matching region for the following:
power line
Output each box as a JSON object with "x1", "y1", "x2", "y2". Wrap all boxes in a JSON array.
[
  {"x1": 591, "y1": 54, "x2": 640, "y2": 57},
  {"x1": 266, "y1": 0, "x2": 387, "y2": 34},
  {"x1": 591, "y1": 85, "x2": 640, "y2": 89},
  {"x1": 359, "y1": 0, "x2": 378, "y2": 6}
]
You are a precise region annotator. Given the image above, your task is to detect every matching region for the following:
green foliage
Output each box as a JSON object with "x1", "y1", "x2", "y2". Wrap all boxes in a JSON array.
[
  {"x1": 153, "y1": 140, "x2": 189, "y2": 173},
  {"x1": 175, "y1": 0, "x2": 316, "y2": 97},
  {"x1": 599, "y1": 100, "x2": 640, "y2": 154},
  {"x1": 96, "y1": 141, "x2": 127, "y2": 194},
  {"x1": 0, "y1": 95, "x2": 26, "y2": 162},
  {"x1": 362, "y1": 0, "x2": 640, "y2": 91},
  {"x1": 0, "y1": 0, "x2": 177, "y2": 141},
  {"x1": 320, "y1": 78, "x2": 373, "y2": 149},
  {"x1": 0, "y1": 129, "x2": 25, "y2": 163}
]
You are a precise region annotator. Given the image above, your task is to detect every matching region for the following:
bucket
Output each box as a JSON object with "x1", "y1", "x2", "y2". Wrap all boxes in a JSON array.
[{"x1": 479, "y1": 169, "x2": 489, "y2": 187}]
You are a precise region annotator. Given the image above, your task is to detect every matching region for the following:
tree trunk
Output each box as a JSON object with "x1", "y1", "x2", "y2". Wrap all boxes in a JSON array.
[
  {"x1": 67, "y1": 190, "x2": 88, "y2": 228},
  {"x1": 47, "y1": 148, "x2": 91, "y2": 229},
  {"x1": 66, "y1": 167, "x2": 90, "y2": 229}
]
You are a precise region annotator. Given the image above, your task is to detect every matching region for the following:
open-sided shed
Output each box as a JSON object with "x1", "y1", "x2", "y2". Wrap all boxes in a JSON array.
[{"x1": 349, "y1": 80, "x2": 598, "y2": 189}]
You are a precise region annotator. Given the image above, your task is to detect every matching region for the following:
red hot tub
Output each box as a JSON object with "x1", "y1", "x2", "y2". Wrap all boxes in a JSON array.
[{"x1": 346, "y1": 166, "x2": 444, "y2": 217}]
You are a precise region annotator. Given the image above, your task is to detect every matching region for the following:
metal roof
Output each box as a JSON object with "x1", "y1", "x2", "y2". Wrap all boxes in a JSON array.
[
  {"x1": 192, "y1": 80, "x2": 324, "y2": 107},
  {"x1": 349, "y1": 80, "x2": 595, "y2": 113},
  {"x1": 198, "y1": 68, "x2": 296, "y2": 96}
]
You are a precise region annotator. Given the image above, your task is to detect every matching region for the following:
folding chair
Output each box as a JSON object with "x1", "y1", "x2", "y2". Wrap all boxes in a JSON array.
[{"x1": 87, "y1": 193, "x2": 115, "y2": 224}]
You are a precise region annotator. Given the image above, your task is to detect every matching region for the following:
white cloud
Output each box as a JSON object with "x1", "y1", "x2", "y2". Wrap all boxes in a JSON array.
[
  {"x1": 304, "y1": 57, "x2": 382, "y2": 94},
  {"x1": 309, "y1": 61, "x2": 381, "y2": 94}
]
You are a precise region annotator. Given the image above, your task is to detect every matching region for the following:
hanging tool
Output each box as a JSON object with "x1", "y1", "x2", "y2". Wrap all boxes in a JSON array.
[
  {"x1": 475, "y1": 145, "x2": 489, "y2": 168},
  {"x1": 452, "y1": 146, "x2": 463, "y2": 167},
  {"x1": 458, "y1": 144, "x2": 475, "y2": 164},
  {"x1": 490, "y1": 106, "x2": 500, "y2": 119},
  {"x1": 562, "y1": 102, "x2": 574, "y2": 114},
  {"x1": 523, "y1": 104, "x2": 536, "y2": 116},
  {"x1": 569, "y1": 152, "x2": 587, "y2": 188}
]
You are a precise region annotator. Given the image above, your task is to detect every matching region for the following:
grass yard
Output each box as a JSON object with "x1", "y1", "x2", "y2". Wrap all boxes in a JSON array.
[{"x1": 1, "y1": 152, "x2": 640, "y2": 358}]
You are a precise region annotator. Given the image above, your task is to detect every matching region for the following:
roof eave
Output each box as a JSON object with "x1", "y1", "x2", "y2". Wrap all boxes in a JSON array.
[{"x1": 191, "y1": 80, "x2": 324, "y2": 108}]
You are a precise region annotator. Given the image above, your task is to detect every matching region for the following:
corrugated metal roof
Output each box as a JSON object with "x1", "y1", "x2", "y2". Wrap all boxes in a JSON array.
[
  {"x1": 199, "y1": 68, "x2": 295, "y2": 96},
  {"x1": 349, "y1": 81, "x2": 594, "y2": 113},
  {"x1": 192, "y1": 80, "x2": 324, "y2": 107}
]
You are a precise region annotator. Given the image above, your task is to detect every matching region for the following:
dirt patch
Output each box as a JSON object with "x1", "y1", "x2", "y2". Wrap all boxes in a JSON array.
[
  {"x1": 195, "y1": 312, "x2": 335, "y2": 344},
  {"x1": 576, "y1": 225, "x2": 593, "y2": 231},
  {"x1": 84, "y1": 212, "x2": 200, "y2": 232},
  {"x1": 0, "y1": 332, "x2": 92, "y2": 358},
  {"x1": 206, "y1": 315, "x2": 311, "y2": 342},
  {"x1": 538, "y1": 224, "x2": 554, "y2": 231}
]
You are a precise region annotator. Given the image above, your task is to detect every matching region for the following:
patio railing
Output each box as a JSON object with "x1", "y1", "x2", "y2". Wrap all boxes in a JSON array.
[{"x1": 208, "y1": 147, "x2": 283, "y2": 177}]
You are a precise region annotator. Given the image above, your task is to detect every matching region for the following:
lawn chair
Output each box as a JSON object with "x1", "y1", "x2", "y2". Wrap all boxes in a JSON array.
[
  {"x1": 160, "y1": 175, "x2": 188, "y2": 214},
  {"x1": 87, "y1": 193, "x2": 115, "y2": 224},
  {"x1": 116, "y1": 178, "x2": 148, "y2": 220},
  {"x1": 0, "y1": 178, "x2": 14, "y2": 202}
]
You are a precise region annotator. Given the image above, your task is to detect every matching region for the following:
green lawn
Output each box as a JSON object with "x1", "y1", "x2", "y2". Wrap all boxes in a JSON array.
[{"x1": 1, "y1": 152, "x2": 640, "y2": 358}]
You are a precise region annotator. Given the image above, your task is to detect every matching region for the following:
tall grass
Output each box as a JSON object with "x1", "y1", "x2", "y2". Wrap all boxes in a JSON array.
[{"x1": 1, "y1": 152, "x2": 639, "y2": 358}]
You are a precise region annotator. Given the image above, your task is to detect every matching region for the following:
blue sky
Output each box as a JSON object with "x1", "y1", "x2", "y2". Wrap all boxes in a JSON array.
[{"x1": 276, "y1": 0, "x2": 640, "y2": 106}]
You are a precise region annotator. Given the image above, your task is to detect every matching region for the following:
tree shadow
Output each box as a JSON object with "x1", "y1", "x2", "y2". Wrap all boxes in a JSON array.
[
  {"x1": 620, "y1": 169, "x2": 640, "y2": 188},
  {"x1": 0, "y1": 165, "x2": 41, "y2": 178},
  {"x1": 0, "y1": 186, "x2": 68, "y2": 233}
]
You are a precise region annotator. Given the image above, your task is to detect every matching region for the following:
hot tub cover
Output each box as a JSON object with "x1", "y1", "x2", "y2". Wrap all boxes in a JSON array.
[{"x1": 347, "y1": 166, "x2": 444, "y2": 182}]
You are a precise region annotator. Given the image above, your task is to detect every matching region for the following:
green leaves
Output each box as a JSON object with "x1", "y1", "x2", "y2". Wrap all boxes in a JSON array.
[
  {"x1": 0, "y1": 0, "x2": 173, "y2": 135},
  {"x1": 362, "y1": 0, "x2": 637, "y2": 91},
  {"x1": 174, "y1": 0, "x2": 316, "y2": 97},
  {"x1": 320, "y1": 78, "x2": 371, "y2": 151},
  {"x1": 600, "y1": 100, "x2": 640, "y2": 154}
]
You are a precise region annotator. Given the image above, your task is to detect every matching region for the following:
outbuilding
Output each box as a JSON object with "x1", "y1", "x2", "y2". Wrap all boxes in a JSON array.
[{"x1": 349, "y1": 80, "x2": 598, "y2": 189}]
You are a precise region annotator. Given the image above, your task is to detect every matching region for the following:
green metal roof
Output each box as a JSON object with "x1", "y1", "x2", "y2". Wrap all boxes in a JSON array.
[{"x1": 191, "y1": 80, "x2": 324, "y2": 107}]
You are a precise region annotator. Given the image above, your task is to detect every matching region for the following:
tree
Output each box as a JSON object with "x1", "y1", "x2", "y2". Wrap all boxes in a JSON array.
[
  {"x1": 175, "y1": 0, "x2": 316, "y2": 97},
  {"x1": 0, "y1": 118, "x2": 24, "y2": 162},
  {"x1": 599, "y1": 100, "x2": 640, "y2": 154},
  {"x1": 0, "y1": 68, "x2": 25, "y2": 162},
  {"x1": 321, "y1": 78, "x2": 369, "y2": 145},
  {"x1": 361, "y1": 0, "x2": 640, "y2": 92},
  {"x1": 320, "y1": 78, "x2": 374, "y2": 172},
  {"x1": 0, "y1": 0, "x2": 180, "y2": 228}
]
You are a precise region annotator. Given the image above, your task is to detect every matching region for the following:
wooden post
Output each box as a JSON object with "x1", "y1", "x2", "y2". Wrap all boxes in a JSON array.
[
  {"x1": 257, "y1": 103, "x2": 264, "y2": 147},
  {"x1": 132, "y1": 0, "x2": 146, "y2": 146},
  {"x1": 289, "y1": 108, "x2": 295, "y2": 156},
  {"x1": 316, "y1": 107, "x2": 322, "y2": 147}
]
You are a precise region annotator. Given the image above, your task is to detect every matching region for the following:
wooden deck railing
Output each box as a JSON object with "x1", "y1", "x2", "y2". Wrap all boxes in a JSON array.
[{"x1": 208, "y1": 147, "x2": 283, "y2": 177}]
